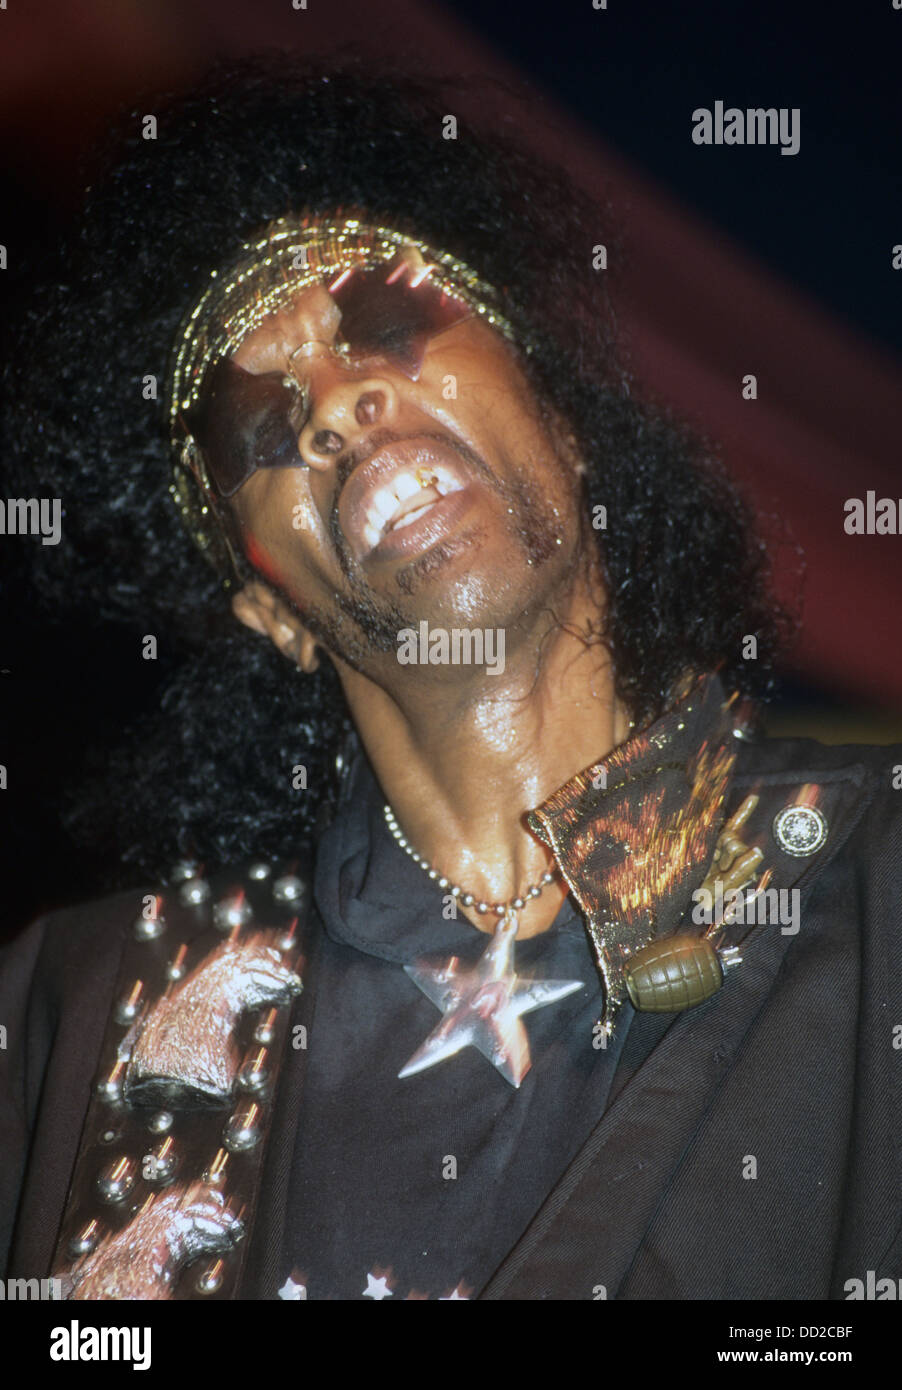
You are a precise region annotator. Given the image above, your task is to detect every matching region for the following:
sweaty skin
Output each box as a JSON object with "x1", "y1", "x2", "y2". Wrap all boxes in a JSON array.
[{"x1": 226, "y1": 283, "x2": 630, "y2": 938}]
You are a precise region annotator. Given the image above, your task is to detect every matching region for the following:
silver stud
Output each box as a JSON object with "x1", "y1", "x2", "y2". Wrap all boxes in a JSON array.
[
  {"x1": 773, "y1": 804, "x2": 828, "y2": 857},
  {"x1": 202, "y1": 1151, "x2": 230, "y2": 1187},
  {"x1": 69, "y1": 1220, "x2": 101, "y2": 1258},
  {"x1": 94, "y1": 1066, "x2": 125, "y2": 1104},
  {"x1": 168, "y1": 860, "x2": 201, "y2": 884},
  {"x1": 461, "y1": 893, "x2": 474, "y2": 907},
  {"x1": 276, "y1": 917, "x2": 300, "y2": 952},
  {"x1": 237, "y1": 1048, "x2": 269, "y2": 1094},
  {"x1": 248, "y1": 862, "x2": 271, "y2": 881},
  {"x1": 114, "y1": 982, "x2": 144, "y2": 1024},
  {"x1": 179, "y1": 877, "x2": 210, "y2": 907},
  {"x1": 223, "y1": 1102, "x2": 262, "y2": 1153},
  {"x1": 213, "y1": 892, "x2": 253, "y2": 931},
  {"x1": 476, "y1": 901, "x2": 489, "y2": 914},
  {"x1": 512, "y1": 897, "x2": 526, "y2": 910},
  {"x1": 148, "y1": 1111, "x2": 173, "y2": 1134},
  {"x1": 143, "y1": 1142, "x2": 177, "y2": 1185},
  {"x1": 273, "y1": 874, "x2": 304, "y2": 903},
  {"x1": 133, "y1": 913, "x2": 165, "y2": 941},
  {"x1": 196, "y1": 1261, "x2": 225, "y2": 1295},
  {"x1": 96, "y1": 1157, "x2": 136, "y2": 1203},
  {"x1": 253, "y1": 1009, "x2": 278, "y2": 1045}
]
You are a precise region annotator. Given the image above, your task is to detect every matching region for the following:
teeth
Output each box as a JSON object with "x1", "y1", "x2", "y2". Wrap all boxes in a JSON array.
[
  {"x1": 392, "y1": 473, "x2": 422, "y2": 504},
  {"x1": 360, "y1": 464, "x2": 465, "y2": 551},
  {"x1": 368, "y1": 487, "x2": 398, "y2": 527},
  {"x1": 393, "y1": 501, "x2": 435, "y2": 532}
]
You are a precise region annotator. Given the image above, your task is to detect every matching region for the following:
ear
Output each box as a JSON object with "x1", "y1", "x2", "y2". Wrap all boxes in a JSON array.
[{"x1": 231, "y1": 580, "x2": 320, "y2": 673}]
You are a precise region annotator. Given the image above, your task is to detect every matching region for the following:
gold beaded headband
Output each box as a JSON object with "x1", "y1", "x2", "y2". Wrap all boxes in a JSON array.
[{"x1": 166, "y1": 212, "x2": 519, "y2": 588}]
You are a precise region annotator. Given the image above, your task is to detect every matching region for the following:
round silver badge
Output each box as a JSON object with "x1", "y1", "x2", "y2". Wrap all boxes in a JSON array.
[{"x1": 773, "y1": 804, "x2": 828, "y2": 857}]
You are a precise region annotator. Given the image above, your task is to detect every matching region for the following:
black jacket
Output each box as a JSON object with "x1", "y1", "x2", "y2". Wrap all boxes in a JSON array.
[{"x1": 2, "y1": 734, "x2": 901, "y2": 1299}]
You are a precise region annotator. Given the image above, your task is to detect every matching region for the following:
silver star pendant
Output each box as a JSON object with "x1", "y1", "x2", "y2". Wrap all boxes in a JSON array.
[{"x1": 399, "y1": 910, "x2": 584, "y2": 1088}]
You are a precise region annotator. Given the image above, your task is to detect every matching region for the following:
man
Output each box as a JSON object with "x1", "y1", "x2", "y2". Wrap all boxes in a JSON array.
[{"x1": 1, "y1": 56, "x2": 900, "y2": 1302}]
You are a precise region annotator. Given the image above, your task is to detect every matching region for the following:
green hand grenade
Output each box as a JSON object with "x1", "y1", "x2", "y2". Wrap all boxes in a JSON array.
[{"x1": 624, "y1": 934, "x2": 737, "y2": 1013}]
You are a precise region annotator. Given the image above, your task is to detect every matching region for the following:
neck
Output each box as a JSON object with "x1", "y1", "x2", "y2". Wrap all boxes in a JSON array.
[{"x1": 335, "y1": 572, "x2": 631, "y2": 937}]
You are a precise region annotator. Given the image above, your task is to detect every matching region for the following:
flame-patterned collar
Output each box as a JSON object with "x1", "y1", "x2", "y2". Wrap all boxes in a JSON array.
[{"x1": 529, "y1": 672, "x2": 747, "y2": 1029}]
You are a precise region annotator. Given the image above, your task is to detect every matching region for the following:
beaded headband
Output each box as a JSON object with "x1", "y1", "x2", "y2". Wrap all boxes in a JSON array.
[{"x1": 166, "y1": 212, "x2": 519, "y2": 588}]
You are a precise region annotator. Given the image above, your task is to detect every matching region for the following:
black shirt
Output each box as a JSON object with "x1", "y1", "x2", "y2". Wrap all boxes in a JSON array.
[{"x1": 280, "y1": 752, "x2": 642, "y2": 1300}]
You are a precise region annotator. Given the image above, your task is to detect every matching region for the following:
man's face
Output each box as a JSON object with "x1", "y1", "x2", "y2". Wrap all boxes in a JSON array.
[{"x1": 224, "y1": 279, "x2": 589, "y2": 675}]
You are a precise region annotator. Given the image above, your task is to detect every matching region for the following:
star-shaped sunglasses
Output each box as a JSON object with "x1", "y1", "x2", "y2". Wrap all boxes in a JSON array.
[{"x1": 185, "y1": 260, "x2": 472, "y2": 499}]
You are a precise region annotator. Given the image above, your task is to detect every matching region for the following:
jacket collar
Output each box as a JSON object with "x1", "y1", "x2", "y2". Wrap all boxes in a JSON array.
[
  {"x1": 528, "y1": 671, "x2": 743, "y2": 1026},
  {"x1": 480, "y1": 732, "x2": 878, "y2": 1298}
]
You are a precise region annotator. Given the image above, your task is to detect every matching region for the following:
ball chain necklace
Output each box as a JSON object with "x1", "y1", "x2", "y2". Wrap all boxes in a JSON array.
[
  {"x1": 382, "y1": 803, "x2": 559, "y2": 917},
  {"x1": 382, "y1": 802, "x2": 583, "y2": 1089}
]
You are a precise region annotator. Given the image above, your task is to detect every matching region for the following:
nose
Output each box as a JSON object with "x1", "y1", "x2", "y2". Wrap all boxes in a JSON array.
[{"x1": 297, "y1": 362, "x2": 399, "y2": 470}]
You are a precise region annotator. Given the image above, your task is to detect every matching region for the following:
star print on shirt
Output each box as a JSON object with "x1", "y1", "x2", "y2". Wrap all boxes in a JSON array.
[
  {"x1": 363, "y1": 1271, "x2": 394, "y2": 1299},
  {"x1": 278, "y1": 1266, "x2": 471, "y2": 1300}
]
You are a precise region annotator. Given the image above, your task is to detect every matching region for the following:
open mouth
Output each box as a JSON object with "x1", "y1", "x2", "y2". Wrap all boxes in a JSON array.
[
  {"x1": 339, "y1": 439, "x2": 474, "y2": 561},
  {"x1": 360, "y1": 466, "x2": 465, "y2": 554}
]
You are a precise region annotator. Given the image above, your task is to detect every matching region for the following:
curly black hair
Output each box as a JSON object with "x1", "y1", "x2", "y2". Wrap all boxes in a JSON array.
[{"x1": 3, "y1": 51, "x2": 787, "y2": 883}]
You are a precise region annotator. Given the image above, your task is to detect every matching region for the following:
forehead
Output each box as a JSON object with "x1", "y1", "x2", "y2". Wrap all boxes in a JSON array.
[{"x1": 231, "y1": 282, "x2": 341, "y2": 375}]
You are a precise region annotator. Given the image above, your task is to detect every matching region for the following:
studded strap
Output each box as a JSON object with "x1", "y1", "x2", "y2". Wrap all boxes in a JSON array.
[{"x1": 51, "y1": 862, "x2": 309, "y2": 1300}]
